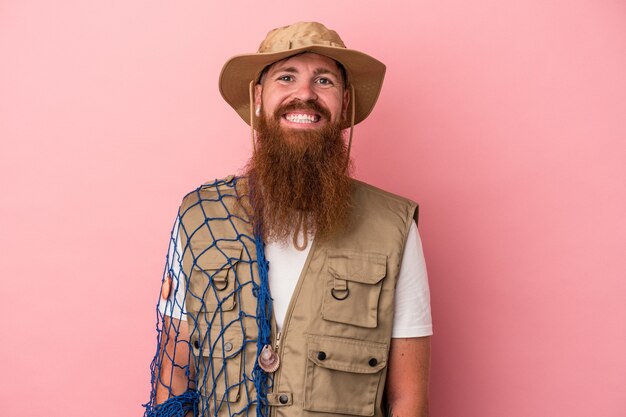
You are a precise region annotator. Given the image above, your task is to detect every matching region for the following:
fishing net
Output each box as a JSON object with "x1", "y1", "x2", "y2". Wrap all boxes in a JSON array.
[{"x1": 144, "y1": 177, "x2": 272, "y2": 417}]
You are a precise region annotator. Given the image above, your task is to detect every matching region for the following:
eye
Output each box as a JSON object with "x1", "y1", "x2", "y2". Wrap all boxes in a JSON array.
[
  {"x1": 316, "y1": 77, "x2": 334, "y2": 86},
  {"x1": 276, "y1": 75, "x2": 294, "y2": 82}
]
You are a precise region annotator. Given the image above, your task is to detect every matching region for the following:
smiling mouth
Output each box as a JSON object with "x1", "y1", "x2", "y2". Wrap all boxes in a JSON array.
[{"x1": 283, "y1": 113, "x2": 321, "y2": 124}]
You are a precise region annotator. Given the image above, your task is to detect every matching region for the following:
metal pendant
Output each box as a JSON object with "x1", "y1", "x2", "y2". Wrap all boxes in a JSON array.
[{"x1": 258, "y1": 344, "x2": 280, "y2": 373}]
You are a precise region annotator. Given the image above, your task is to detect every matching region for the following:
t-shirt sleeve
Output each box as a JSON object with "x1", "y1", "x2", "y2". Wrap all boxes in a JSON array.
[
  {"x1": 392, "y1": 220, "x2": 433, "y2": 338},
  {"x1": 157, "y1": 215, "x2": 188, "y2": 321}
]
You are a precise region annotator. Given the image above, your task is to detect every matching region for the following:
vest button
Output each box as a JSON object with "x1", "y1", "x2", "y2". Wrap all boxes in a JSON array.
[
  {"x1": 193, "y1": 340, "x2": 200, "y2": 349},
  {"x1": 279, "y1": 394, "x2": 289, "y2": 404},
  {"x1": 317, "y1": 351, "x2": 327, "y2": 361},
  {"x1": 368, "y1": 358, "x2": 378, "y2": 367},
  {"x1": 224, "y1": 342, "x2": 233, "y2": 352}
]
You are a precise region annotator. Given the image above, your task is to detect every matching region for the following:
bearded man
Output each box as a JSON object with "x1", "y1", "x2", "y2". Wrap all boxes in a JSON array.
[{"x1": 145, "y1": 22, "x2": 432, "y2": 417}]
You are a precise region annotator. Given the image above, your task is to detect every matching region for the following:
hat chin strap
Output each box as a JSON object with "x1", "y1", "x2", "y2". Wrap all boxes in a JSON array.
[
  {"x1": 247, "y1": 80, "x2": 355, "y2": 175},
  {"x1": 249, "y1": 80, "x2": 257, "y2": 153},
  {"x1": 345, "y1": 84, "x2": 355, "y2": 173}
]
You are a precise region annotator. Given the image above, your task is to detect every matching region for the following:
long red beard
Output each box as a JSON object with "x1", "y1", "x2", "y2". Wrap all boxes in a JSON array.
[{"x1": 244, "y1": 104, "x2": 353, "y2": 243}]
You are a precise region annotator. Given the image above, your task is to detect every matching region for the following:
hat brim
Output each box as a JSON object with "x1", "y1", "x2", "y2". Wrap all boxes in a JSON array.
[{"x1": 219, "y1": 45, "x2": 386, "y2": 129}]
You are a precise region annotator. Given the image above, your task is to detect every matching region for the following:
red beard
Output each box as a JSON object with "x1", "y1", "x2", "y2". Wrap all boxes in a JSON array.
[{"x1": 244, "y1": 101, "x2": 353, "y2": 244}]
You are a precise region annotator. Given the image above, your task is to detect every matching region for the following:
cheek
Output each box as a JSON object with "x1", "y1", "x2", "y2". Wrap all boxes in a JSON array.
[
  {"x1": 261, "y1": 95, "x2": 277, "y2": 114},
  {"x1": 262, "y1": 89, "x2": 287, "y2": 111},
  {"x1": 329, "y1": 97, "x2": 346, "y2": 119}
]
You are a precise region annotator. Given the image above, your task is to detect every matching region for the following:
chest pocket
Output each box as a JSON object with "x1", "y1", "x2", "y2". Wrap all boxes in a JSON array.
[
  {"x1": 186, "y1": 244, "x2": 242, "y2": 314},
  {"x1": 321, "y1": 250, "x2": 387, "y2": 328}
]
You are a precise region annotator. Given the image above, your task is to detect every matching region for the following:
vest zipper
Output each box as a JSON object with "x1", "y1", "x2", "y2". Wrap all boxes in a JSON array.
[
  {"x1": 268, "y1": 239, "x2": 318, "y2": 417},
  {"x1": 275, "y1": 331, "x2": 282, "y2": 352}
]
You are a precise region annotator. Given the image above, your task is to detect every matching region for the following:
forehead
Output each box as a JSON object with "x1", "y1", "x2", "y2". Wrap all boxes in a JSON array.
[{"x1": 265, "y1": 52, "x2": 342, "y2": 75}]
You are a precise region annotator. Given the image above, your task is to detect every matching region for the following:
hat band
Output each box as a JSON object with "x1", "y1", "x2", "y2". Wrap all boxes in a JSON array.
[{"x1": 260, "y1": 38, "x2": 345, "y2": 53}]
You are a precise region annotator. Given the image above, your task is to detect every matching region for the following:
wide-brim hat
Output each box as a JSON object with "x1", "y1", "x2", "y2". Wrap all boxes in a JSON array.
[{"x1": 219, "y1": 22, "x2": 386, "y2": 129}]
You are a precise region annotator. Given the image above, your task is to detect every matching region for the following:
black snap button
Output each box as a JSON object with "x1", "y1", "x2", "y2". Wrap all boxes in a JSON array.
[
  {"x1": 368, "y1": 358, "x2": 378, "y2": 367},
  {"x1": 317, "y1": 351, "x2": 327, "y2": 361},
  {"x1": 279, "y1": 394, "x2": 289, "y2": 404},
  {"x1": 193, "y1": 340, "x2": 200, "y2": 349}
]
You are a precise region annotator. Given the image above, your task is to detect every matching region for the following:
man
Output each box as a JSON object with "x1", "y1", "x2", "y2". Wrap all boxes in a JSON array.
[{"x1": 145, "y1": 22, "x2": 432, "y2": 417}]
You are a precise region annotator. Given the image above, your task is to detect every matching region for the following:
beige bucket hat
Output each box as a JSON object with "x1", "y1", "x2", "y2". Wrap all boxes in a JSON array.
[{"x1": 219, "y1": 21, "x2": 386, "y2": 128}]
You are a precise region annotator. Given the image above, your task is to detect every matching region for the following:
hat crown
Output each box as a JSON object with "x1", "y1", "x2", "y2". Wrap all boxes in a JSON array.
[{"x1": 257, "y1": 22, "x2": 346, "y2": 54}]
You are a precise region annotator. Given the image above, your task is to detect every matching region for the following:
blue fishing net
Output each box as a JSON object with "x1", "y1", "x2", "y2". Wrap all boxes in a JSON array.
[{"x1": 143, "y1": 177, "x2": 272, "y2": 417}]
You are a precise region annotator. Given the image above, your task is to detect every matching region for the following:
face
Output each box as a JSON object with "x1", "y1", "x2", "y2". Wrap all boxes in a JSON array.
[{"x1": 254, "y1": 53, "x2": 350, "y2": 131}]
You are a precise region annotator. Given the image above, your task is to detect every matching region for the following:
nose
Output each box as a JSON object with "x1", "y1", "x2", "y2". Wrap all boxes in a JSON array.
[{"x1": 293, "y1": 81, "x2": 318, "y2": 102}]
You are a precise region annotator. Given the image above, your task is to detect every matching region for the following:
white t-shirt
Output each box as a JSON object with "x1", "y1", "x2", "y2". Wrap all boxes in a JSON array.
[{"x1": 159, "y1": 220, "x2": 432, "y2": 338}]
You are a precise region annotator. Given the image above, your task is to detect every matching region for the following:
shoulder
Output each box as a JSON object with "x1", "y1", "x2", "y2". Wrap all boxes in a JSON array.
[
  {"x1": 179, "y1": 175, "x2": 246, "y2": 211},
  {"x1": 350, "y1": 179, "x2": 419, "y2": 224},
  {"x1": 351, "y1": 179, "x2": 416, "y2": 205}
]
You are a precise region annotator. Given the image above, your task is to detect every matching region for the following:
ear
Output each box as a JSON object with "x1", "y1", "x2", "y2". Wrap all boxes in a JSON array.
[
  {"x1": 341, "y1": 86, "x2": 351, "y2": 120},
  {"x1": 254, "y1": 84, "x2": 263, "y2": 111}
]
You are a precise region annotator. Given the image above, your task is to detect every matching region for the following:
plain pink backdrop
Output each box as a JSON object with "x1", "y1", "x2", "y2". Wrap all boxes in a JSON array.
[{"x1": 1, "y1": 1, "x2": 625, "y2": 416}]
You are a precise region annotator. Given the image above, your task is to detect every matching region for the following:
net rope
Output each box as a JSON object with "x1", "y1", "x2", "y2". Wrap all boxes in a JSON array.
[{"x1": 144, "y1": 177, "x2": 273, "y2": 417}]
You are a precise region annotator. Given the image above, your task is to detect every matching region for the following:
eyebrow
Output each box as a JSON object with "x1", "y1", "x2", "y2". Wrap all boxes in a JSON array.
[{"x1": 269, "y1": 66, "x2": 340, "y2": 78}]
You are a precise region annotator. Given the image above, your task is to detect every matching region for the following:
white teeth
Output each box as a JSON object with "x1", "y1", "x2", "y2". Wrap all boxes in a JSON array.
[{"x1": 285, "y1": 114, "x2": 319, "y2": 123}]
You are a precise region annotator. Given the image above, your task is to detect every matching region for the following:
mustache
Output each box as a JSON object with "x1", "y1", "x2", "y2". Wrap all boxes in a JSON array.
[{"x1": 273, "y1": 100, "x2": 332, "y2": 121}]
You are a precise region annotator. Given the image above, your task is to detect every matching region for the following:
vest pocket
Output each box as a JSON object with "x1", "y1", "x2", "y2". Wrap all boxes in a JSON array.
[
  {"x1": 191, "y1": 321, "x2": 244, "y2": 404},
  {"x1": 304, "y1": 335, "x2": 388, "y2": 416},
  {"x1": 321, "y1": 251, "x2": 387, "y2": 328},
  {"x1": 186, "y1": 245, "x2": 242, "y2": 314}
]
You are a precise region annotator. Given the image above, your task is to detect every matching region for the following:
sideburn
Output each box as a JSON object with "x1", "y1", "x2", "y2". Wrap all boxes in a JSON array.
[{"x1": 245, "y1": 113, "x2": 353, "y2": 244}]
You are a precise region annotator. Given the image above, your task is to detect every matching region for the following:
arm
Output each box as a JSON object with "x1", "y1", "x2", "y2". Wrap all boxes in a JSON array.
[
  {"x1": 385, "y1": 336, "x2": 431, "y2": 417},
  {"x1": 155, "y1": 316, "x2": 195, "y2": 403}
]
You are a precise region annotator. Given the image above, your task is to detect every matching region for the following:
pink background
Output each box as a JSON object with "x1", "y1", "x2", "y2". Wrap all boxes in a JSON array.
[{"x1": 1, "y1": 1, "x2": 625, "y2": 416}]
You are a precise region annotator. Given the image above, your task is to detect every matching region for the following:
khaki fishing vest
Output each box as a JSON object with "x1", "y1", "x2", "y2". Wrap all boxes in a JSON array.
[{"x1": 179, "y1": 176, "x2": 418, "y2": 417}]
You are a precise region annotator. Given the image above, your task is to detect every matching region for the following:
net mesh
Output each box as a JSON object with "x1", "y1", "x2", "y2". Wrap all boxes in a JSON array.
[{"x1": 144, "y1": 177, "x2": 272, "y2": 417}]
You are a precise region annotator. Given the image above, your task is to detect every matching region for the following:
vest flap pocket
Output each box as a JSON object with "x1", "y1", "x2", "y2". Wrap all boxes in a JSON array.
[
  {"x1": 192, "y1": 244, "x2": 242, "y2": 270},
  {"x1": 190, "y1": 322, "x2": 244, "y2": 403},
  {"x1": 304, "y1": 335, "x2": 388, "y2": 416},
  {"x1": 322, "y1": 251, "x2": 388, "y2": 328},
  {"x1": 306, "y1": 335, "x2": 387, "y2": 373},
  {"x1": 328, "y1": 251, "x2": 386, "y2": 284},
  {"x1": 187, "y1": 244, "x2": 242, "y2": 313},
  {"x1": 191, "y1": 324, "x2": 244, "y2": 358}
]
